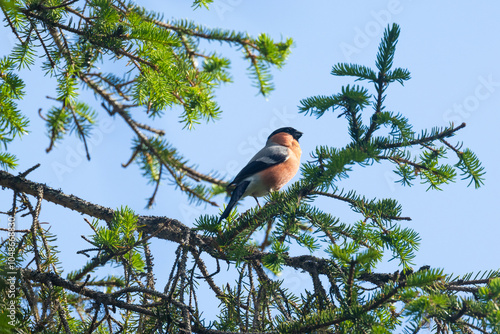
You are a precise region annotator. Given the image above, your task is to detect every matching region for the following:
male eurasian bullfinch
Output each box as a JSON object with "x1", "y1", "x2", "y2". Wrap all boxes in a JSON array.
[{"x1": 219, "y1": 127, "x2": 303, "y2": 222}]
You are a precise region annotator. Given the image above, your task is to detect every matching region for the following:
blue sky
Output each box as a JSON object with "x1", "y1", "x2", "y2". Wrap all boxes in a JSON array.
[{"x1": 1, "y1": 0, "x2": 499, "y2": 323}]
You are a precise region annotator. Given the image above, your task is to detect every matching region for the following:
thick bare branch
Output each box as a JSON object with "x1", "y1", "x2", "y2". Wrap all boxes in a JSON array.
[{"x1": 22, "y1": 269, "x2": 155, "y2": 316}]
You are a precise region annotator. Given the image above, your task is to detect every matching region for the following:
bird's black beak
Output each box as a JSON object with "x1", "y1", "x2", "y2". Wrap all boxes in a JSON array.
[{"x1": 294, "y1": 131, "x2": 303, "y2": 141}]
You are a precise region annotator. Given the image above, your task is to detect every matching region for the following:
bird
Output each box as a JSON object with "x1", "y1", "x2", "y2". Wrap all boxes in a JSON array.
[{"x1": 219, "y1": 127, "x2": 303, "y2": 222}]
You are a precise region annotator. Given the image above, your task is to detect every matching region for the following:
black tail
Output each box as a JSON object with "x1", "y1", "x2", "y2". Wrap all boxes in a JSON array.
[{"x1": 219, "y1": 181, "x2": 250, "y2": 222}]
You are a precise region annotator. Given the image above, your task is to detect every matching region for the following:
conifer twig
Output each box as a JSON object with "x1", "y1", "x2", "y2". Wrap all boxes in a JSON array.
[{"x1": 381, "y1": 123, "x2": 466, "y2": 149}]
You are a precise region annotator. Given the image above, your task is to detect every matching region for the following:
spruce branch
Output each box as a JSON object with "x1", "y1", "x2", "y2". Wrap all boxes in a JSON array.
[
  {"x1": 20, "y1": 9, "x2": 159, "y2": 69},
  {"x1": 67, "y1": 102, "x2": 91, "y2": 160},
  {"x1": 311, "y1": 190, "x2": 411, "y2": 221},
  {"x1": 377, "y1": 155, "x2": 431, "y2": 173},
  {"x1": 0, "y1": 3, "x2": 24, "y2": 44},
  {"x1": 44, "y1": 0, "x2": 79, "y2": 10},
  {"x1": 380, "y1": 122, "x2": 466, "y2": 149},
  {"x1": 133, "y1": 120, "x2": 166, "y2": 136},
  {"x1": 0, "y1": 169, "x2": 405, "y2": 287},
  {"x1": 375, "y1": 23, "x2": 400, "y2": 74},
  {"x1": 22, "y1": 269, "x2": 156, "y2": 316},
  {"x1": 363, "y1": 72, "x2": 386, "y2": 143},
  {"x1": 331, "y1": 63, "x2": 376, "y2": 81},
  {"x1": 81, "y1": 75, "x2": 223, "y2": 205},
  {"x1": 33, "y1": 25, "x2": 55, "y2": 68}
]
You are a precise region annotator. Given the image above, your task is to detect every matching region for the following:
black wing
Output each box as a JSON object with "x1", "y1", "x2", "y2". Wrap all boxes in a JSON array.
[{"x1": 230, "y1": 145, "x2": 289, "y2": 185}]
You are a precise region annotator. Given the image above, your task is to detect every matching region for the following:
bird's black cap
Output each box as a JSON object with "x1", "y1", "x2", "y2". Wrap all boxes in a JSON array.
[{"x1": 268, "y1": 127, "x2": 303, "y2": 141}]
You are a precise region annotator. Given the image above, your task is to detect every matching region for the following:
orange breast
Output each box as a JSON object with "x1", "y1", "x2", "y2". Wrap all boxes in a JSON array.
[{"x1": 259, "y1": 148, "x2": 301, "y2": 192}]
